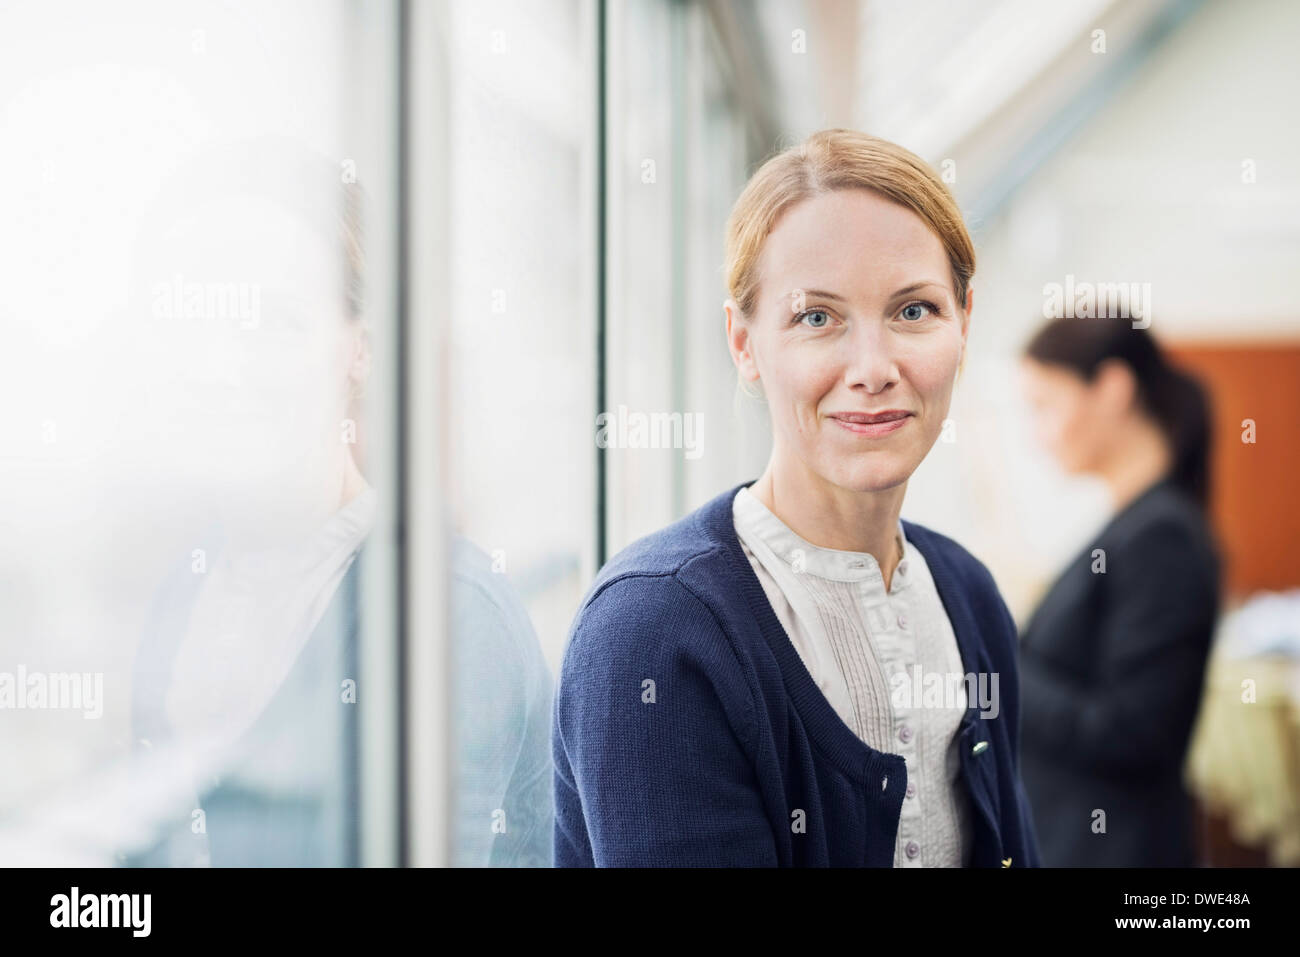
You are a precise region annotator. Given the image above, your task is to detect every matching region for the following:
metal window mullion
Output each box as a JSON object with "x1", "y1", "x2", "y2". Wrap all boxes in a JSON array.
[{"x1": 400, "y1": 0, "x2": 453, "y2": 868}]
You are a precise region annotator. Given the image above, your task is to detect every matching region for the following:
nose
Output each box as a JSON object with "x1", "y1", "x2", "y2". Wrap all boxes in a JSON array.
[{"x1": 840, "y1": 320, "x2": 899, "y2": 394}]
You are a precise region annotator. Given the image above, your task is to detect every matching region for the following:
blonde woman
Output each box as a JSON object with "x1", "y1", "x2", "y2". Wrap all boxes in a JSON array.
[{"x1": 553, "y1": 129, "x2": 1041, "y2": 867}]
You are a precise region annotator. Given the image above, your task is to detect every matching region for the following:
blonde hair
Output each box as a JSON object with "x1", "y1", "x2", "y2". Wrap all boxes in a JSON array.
[{"x1": 724, "y1": 129, "x2": 975, "y2": 321}]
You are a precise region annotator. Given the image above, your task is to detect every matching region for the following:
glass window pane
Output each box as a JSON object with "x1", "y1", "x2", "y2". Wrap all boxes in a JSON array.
[
  {"x1": 0, "y1": 0, "x2": 400, "y2": 867},
  {"x1": 444, "y1": 0, "x2": 596, "y2": 867}
]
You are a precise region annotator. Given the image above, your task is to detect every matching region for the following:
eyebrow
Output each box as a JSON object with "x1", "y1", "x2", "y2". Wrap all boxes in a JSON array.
[
  {"x1": 786, "y1": 281, "x2": 950, "y2": 305},
  {"x1": 792, "y1": 288, "x2": 847, "y2": 303}
]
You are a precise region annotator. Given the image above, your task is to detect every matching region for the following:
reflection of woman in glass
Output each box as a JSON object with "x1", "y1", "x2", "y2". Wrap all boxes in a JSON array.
[
  {"x1": 126, "y1": 138, "x2": 554, "y2": 868},
  {"x1": 127, "y1": 139, "x2": 375, "y2": 866},
  {"x1": 1017, "y1": 316, "x2": 1221, "y2": 866},
  {"x1": 553, "y1": 130, "x2": 1040, "y2": 867}
]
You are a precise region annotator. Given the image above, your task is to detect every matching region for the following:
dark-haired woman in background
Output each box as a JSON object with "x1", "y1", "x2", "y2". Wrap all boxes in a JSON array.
[{"x1": 1017, "y1": 315, "x2": 1221, "y2": 867}]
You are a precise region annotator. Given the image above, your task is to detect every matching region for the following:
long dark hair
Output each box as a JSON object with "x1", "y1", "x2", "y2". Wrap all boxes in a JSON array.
[{"x1": 1024, "y1": 316, "x2": 1213, "y2": 512}]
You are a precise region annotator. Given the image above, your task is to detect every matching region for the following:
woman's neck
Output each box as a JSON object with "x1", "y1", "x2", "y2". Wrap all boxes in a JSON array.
[
  {"x1": 339, "y1": 446, "x2": 368, "y2": 509},
  {"x1": 750, "y1": 457, "x2": 906, "y2": 590},
  {"x1": 1097, "y1": 414, "x2": 1174, "y2": 514}
]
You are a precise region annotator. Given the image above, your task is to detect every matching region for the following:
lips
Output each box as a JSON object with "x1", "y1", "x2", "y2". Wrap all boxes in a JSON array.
[
  {"x1": 827, "y1": 409, "x2": 913, "y2": 437},
  {"x1": 828, "y1": 410, "x2": 912, "y2": 424}
]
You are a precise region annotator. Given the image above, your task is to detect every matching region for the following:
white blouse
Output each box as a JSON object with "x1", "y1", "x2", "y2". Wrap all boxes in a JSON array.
[{"x1": 732, "y1": 485, "x2": 974, "y2": 867}]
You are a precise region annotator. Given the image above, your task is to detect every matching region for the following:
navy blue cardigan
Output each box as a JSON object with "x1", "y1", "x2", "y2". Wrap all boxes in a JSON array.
[{"x1": 552, "y1": 480, "x2": 1042, "y2": 867}]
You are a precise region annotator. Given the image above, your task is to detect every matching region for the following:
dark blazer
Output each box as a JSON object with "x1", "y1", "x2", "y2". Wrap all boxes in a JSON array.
[{"x1": 1018, "y1": 477, "x2": 1221, "y2": 866}]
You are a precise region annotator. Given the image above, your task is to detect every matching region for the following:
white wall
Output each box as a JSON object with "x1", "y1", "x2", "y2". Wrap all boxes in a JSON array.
[{"x1": 903, "y1": 0, "x2": 1300, "y2": 620}]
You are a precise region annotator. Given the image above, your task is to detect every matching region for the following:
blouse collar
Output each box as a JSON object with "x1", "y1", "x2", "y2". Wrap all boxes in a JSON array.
[
  {"x1": 734, "y1": 484, "x2": 911, "y2": 588},
  {"x1": 224, "y1": 483, "x2": 377, "y2": 580}
]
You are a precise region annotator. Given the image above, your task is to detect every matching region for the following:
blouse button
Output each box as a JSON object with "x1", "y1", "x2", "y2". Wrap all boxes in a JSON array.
[
  {"x1": 898, "y1": 725, "x2": 913, "y2": 744},
  {"x1": 906, "y1": 782, "x2": 916, "y2": 798},
  {"x1": 897, "y1": 613, "x2": 908, "y2": 629},
  {"x1": 905, "y1": 841, "x2": 920, "y2": 859}
]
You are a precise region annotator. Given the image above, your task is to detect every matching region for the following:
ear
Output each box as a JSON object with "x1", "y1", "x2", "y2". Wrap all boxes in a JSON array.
[
  {"x1": 345, "y1": 320, "x2": 372, "y2": 396},
  {"x1": 956, "y1": 284, "x2": 973, "y2": 375},
  {"x1": 725, "y1": 298, "x2": 760, "y2": 382},
  {"x1": 1094, "y1": 357, "x2": 1136, "y2": 413}
]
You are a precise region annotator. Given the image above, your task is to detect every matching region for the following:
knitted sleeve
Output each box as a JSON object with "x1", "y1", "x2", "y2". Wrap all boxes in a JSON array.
[{"x1": 552, "y1": 572, "x2": 777, "y2": 866}]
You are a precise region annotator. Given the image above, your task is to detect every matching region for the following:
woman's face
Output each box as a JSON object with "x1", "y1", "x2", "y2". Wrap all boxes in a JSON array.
[
  {"x1": 727, "y1": 188, "x2": 970, "y2": 494},
  {"x1": 143, "y1": 196, "x2": 358, "y2": 539},
  {"x1": 1018, "y1": 357, "x2": 1102, "y2": 474}
]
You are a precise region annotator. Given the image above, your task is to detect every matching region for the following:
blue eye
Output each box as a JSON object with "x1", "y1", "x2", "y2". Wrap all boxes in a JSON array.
[
  {"x1": 797, "y1": 309, "x2": 831, "y2": 328},
  {"x1": 901, "y1": 301, "x2": 938, "y2": 321}
]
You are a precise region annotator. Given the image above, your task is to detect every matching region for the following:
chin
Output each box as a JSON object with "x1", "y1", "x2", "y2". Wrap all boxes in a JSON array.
[{"x1": 820, "y1": 457, "x2": 913, "y2": 494}]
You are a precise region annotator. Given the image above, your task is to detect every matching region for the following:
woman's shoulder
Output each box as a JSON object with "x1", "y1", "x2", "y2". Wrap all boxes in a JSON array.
[
  {"x1": 557, "y1": 553, "x2": 752, "y2": 717},
  {"x1": 1106, "y1": 481, "x2": 1220, "y2": 574},
  {"x1": 579, "y1": 484, "x2": 746, "y2": 612},
  {"x1": 575, "y1": 533, "x2": 730, "y2": 638},
  {"x1": 902, "y1": 518, "x2": 1002, "y2": 594},
  {"x1": 900, "y1": 518, "x2": 1020, "y2": 649},
  {"x1": 562, "y1": 485, "x2": 756, "y2": 660}
]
